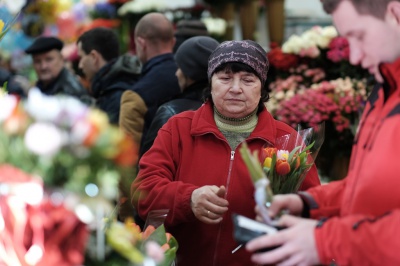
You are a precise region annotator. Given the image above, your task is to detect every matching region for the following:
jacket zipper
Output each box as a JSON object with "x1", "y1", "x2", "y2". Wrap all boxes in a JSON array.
[
  {"x1": 213, "y1": 150, "x2": 235, "y2": 266},
  {"x1": 224, "y1": 151, "x2": 235, "y2": 197}
]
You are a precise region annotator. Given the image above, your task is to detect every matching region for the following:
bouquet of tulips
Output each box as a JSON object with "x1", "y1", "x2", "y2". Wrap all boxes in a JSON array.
[
  {"x1": 240, "y1": 124, "x2": 324, "y2": 223},
  {"x1": 261, "y1": 124, "x2": 324, "y2": 194},
  {"x1": 0, "y1": 165, "x2": 89, "y2": 266}
]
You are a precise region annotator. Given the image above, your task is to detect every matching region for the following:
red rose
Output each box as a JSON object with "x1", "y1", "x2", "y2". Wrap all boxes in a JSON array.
[{"x1": 268, "y1": 47, "x2": 299, "y2": 71}]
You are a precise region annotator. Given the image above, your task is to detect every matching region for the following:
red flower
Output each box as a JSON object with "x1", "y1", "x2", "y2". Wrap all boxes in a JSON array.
[
  {"x1": 276, "y1": 159, "x2": 291, "y2": 175},
  {"x1": 327, "y1": 36, "x2": 350, "y2": 63},
  {"x1": 262, "y1": 147, "x2": 277, "y2": 159},
  {"x1": 268, "y1": 47, "x2": 299, "y2": 71}
]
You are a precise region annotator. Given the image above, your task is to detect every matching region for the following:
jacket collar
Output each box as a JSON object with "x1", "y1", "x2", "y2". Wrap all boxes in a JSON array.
[
  {"x1": 379, "y1": 57, "x2": 400, "y2": 97},
  {"x1": 142, "y1": 53, "x2": 174, "y2": 75},
  {"x1": 190, "y1": 101, "x2": 277, "y2": 145}
]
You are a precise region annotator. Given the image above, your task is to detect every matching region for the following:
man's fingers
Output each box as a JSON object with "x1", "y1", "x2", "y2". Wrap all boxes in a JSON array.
[
  {"x1": 249, "y1": 240, "x2": 293, "y2": 265},
  {"x1": 277, "y1": 215, "x2": 301, "y2": 227},
  {"x1": 246, "y1": 231, "x2": 286, "y2": 253}
]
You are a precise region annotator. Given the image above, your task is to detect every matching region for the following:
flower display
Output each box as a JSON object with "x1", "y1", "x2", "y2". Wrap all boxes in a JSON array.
[
  {"x1": 106, "y1": 220, "x2": 178, "y2": 266},
  {"x1": 118, "y1": 0, "x2": 167, "y2": 16},
  {"x1": 266, "y1": 25, "x2": 373, "y2": 180},
  {"x1": 201, "y1": 17, "x2": 227, "y2": 39},
  {"x1": 0, "y1": 88, "x2": 138, "y2": 199},
  {"x1": 0, "y1": 165, "x2": 89, "y2": 266}
]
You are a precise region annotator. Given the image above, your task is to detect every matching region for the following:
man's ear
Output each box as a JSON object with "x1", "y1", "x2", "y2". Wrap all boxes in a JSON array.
[
  {"x1": 386, "y1": 1, "x2": 400, "y2": 25},
  {"x1": 90, "y1": 50, "x2": 102, "y2": 68},
  {"x1": 137, "y1": 36, "x2": 146, "y2": 50}
]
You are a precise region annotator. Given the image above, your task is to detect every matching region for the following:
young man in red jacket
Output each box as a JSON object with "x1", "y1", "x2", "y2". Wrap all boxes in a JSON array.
[{"x1": 246, "y1": 0, "x2": 400, "y2": 265}]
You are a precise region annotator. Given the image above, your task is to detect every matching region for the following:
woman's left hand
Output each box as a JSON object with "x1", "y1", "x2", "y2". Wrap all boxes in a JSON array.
[{"x1": 191, "y1": 185, "x2": 229, "y2": 224}]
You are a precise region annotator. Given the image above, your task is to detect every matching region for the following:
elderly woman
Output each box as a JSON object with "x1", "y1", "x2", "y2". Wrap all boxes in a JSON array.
[{"x1": 131, "y1": 40, "x2": 320, "y2": 266}]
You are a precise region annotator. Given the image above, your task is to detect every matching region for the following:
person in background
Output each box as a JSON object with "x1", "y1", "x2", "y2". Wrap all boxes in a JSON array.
[
  {"x1": 77, "y1": 27, "x2": 141, "y2": 125},
  {"x1": 205, "y1": 0, "x2": 259, "y2": 40},
  {"x1": 264, "y1": 0, "x2": 286, "y2": 45},
  {"x1": 141, "y1": 36, "x2": 219, "y2": 158},
  {"x1": 132, "y1": 40, "x2": 320, "y2": 265},
  {"x1": 173, "y1": 19, "x2": 209, "y2": 53},
  {"x1": 245, "y1": 1, "x2": 400, "y2": 265},
  {"x1": 24, "y1": 36, "x2": 88, "y2": 101},
  {"x1": 119, "y1": 13, "x2": 181, "y2": 150}
]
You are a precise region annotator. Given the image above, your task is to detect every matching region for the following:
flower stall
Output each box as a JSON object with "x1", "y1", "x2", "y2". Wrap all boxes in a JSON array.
[
  {"x1": 266, "y1": 26, "x2": 374, "y2": 181},
  {"x1": 0, "y1": 87, "x2": 178, "y2": 265}
]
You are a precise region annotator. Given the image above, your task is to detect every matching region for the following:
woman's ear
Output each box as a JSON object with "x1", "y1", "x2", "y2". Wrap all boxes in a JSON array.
[{"x1": 386, "y1": 1, "x2": 400, "y2": 25}]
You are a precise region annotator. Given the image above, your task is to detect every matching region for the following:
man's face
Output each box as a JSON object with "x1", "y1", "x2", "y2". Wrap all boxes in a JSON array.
[
  {"x1": 332, "y1": 1, "x2": 400, "y2": 82},
  {"x1": 77, "y1": 42, "x2": 97, "y2": 83},
  {"x1": 32, "y1": 50, "x2": 64, "y2": 85}
]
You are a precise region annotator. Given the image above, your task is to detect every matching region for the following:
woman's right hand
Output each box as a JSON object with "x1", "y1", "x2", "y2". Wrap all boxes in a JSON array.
[
  {"x1": 191, "y1": 185, "x2": 229, "y2": 224},
  {"x1": 256, "y1": 194, "x2": 304, "y2": 221}
]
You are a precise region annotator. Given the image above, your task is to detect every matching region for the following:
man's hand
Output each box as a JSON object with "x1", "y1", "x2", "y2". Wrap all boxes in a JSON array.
[
  {"x1": 191, "y1": 185, "x2": 229, "y2": 224},
  {"x1": 246, "y1": 215, "x2": 320, "y2": 266},
  {"x1": 270, "y1": 194, "x2": 304, "y2": 218}
]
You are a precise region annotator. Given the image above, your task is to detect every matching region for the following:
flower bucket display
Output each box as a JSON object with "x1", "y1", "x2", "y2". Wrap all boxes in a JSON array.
[{"x1": 266, "y1": 26, "x2": 373, "y2": 181}]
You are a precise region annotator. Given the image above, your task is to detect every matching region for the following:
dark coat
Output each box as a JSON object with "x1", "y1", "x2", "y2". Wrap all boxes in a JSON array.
[
  {"x1": 140, "y1": 81, "x2": 207, "y2": 156},
  {"x1": 36, "y1": 67, "x2": 88, "y2": 100},
  {"x1": 91, "y1": 54, "x2": 141, "y2": 125}
]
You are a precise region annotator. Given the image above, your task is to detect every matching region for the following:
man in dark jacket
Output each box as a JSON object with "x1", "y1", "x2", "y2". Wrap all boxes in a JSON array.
[
  {"x1": 140, "y1": 36, "x2": 219, "y2": 156},
  {"x1": 119, "y1": 13, "x2": 181, "y2": 150},
  {"x1": 77, "y1": 27, "x2": 141, "y2": 125},
  {"x1": 25, "y1": 36, "x2": 89, "y2": 101}
]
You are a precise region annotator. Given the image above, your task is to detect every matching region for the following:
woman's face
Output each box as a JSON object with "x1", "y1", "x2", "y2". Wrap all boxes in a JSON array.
[{"x1": 211, "y1": 70, "x2": 261, "y2": 119}]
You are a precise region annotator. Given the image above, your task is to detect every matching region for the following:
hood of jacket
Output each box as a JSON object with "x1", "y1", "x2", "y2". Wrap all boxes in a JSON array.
[{"x1": 91, "y1": 54, "x2": 141, "y2": 98}]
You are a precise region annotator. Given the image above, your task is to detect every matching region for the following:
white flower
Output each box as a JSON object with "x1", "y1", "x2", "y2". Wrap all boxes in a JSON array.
[
  {"x1": 282, "y1": 35, "x2": 303, "y2": 54},
  {"x1": 277, "y1": 150, "x2": 289, "y2": 160},
  {"x1": 0, "y1": 94, "x2": 17, "y2": 123},
  {"x1": 145, "y1": 241, "x2": 164, "y2": 264},
  {"x1": 285, "y1": 90, "x2": 295, "y2": 99},
  {"x1": 275, "y1": 90, "x2": 285, "y2": 100},
  {"x1": 202, "y1": 17, "x2": 227, "y2": 36},
  {"x1": 25, "y1": 88, "x2": 88, "y2": 126},
  {"x1": 118, "y1": 0, "x2": 167, "y2": 15},
  {"x1": 3, "y1": 0, "x2": 26, "y2": 14},
  {"x1": 24, "y1": 122, "x2": 66, "y2": 157},
  {"x1": 25, "y1": 88, "x2": 62, "y2": 122},
  {"x1": 321, "y1": 26, "x2": 338, "y2": 39}
]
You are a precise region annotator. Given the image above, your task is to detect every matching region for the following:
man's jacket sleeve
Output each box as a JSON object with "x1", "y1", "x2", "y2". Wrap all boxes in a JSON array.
[{"x1": 119, "y1": 90, "x2": 147, "y2": 146}]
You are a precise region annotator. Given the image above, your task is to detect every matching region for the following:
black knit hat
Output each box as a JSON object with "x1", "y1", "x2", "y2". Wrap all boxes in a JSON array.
[
  {"x1": 175, "y1": 20, "x2": 209, "y2": 37},
  {"x1": 175, "y1": 36, "x2": 219, "y2": 82},
  {"x1": 25, "y1": 36, "x2": 64, "y2": 55},
  {"x1": 207, "y1": 40, "x2": 269, "y2": 85},
  {"x1": 173, "y1": 20, "x2": 209, "y2": 53}
]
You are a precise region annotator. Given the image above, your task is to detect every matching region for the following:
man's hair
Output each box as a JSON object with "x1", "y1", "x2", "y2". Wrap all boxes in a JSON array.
[
  {"x1": 77, "y1": 27, "x2": 120, "y2": 61},
  {"x1": 134, "y1": 13, "x2": 174, "y2": 45},
  {"x1": 322, "y1": 0, "x2": 396, "y2": 19}
]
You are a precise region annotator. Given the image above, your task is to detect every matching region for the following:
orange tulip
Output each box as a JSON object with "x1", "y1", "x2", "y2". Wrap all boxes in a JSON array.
[
  {"x1": 262, "y1": 147, "x2": 277, "y2": 159},
  {"x1": 276, "y1": 159, "x2": 291, "y2": 175},
  {"x1": 142, "y1": 225, "x2": 156, "y2": 240}
]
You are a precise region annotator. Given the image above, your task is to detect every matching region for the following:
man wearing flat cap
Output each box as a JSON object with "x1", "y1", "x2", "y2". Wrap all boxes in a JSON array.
[{"x1": 25, "y1": 36, "x2": 89, "y2": 101}]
